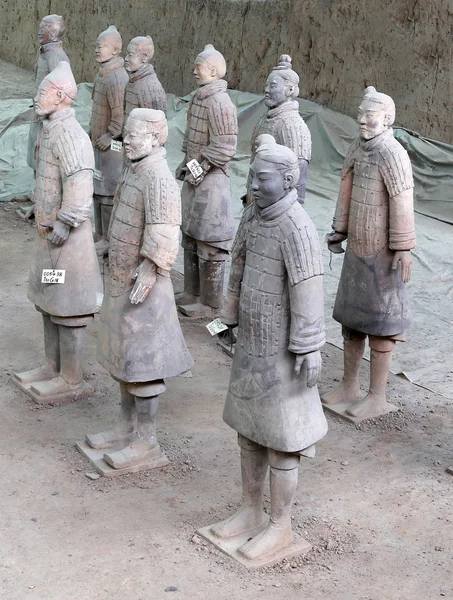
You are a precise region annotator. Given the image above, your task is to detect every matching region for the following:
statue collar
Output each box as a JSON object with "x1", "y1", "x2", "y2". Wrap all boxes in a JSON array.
[
  {"x1": 130, "y1": 147, "x2": 167, "y2": 173},
  {"x1": 129, "y1": 63, "x2": 155, "y2": 84},
  {"x1": 40, "y1": 41, "x2": 63, "y2": 54},
  {"x1": 98, "y1": 55, "x2": 125, "y2": 78},
  {"x1": 255, "y1": 188, "x2": 298, "y2": 221},
  {"x1": 360, "y1": 127, "x2": 394, "y2": 152},
  {"x1": 43, "y1": 108, "x2": 75, "y2": 132},
  {"x1": 195, "y1": 79, "x2": 227, "y2": 100},
  {"x1": 266, "y1": 100, "x2": 299, "y2": 119}
]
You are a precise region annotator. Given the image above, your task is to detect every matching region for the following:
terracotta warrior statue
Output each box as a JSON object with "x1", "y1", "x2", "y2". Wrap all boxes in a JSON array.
[
  {"x1": 246, "y1": 55, "x2": 311, "y2": 206},
  {"x1": 85, "y1": 108, "x2": 193, "y2": 471},
  {"x1": 90, "y1": 25, "x2": 128, "y2": 253},
  {"x1": 323, "y1": 86, "x2": 416, "y2": 420},
  {"x1": 27, "y1": 15, "x2": 69, "y2": 172},
  {"x1": 124, "y1": 36, "x2": 167, "y2": 124},
  {"x1": 14, "y1": 62, "x2": 102, "y2": 403},
  {"x1": 204, "y1": 134, "x2": 327, "y2": 565},
  {"x1": 175, "y1": 44, "x2": 238, "y2": 318}
]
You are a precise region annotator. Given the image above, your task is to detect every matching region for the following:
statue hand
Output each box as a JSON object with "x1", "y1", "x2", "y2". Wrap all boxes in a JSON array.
[
  {"x1": 175, "y1": 162, "x2": 187, "y2": 181},
  {"x1": 40, "y1": 221, "x2": 70, "y2": 245},
  {"x1": 129, "y1": 260, "x2": 157, "y2": 304},
  {"x1": 326, "y1": 231, "x2": 347, "y2": 254},
  {"x1": 392, "y1": 250, "x2": 412, "y2": 283},
  {"x1": 294, "y1": 350, "x2": 322, "y2": 388},
  {"x1": 96, "y1": 132, "x2": 113, "y2": 151}
]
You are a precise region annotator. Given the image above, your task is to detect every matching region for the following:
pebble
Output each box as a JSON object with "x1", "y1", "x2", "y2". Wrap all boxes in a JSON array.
[
  {"x1": 191, "y1": 534, "x2": 202, "y2": 545},
  {"x1": 165, "y1": 586, "x2": 178, "y2": 592},
  {"x1": 340, "y1": 461, "x2": 349, "y2": 466},
  {"x1": 85, "y1": 472, "x2": 100, "y2": 480},
  {"x1": 446, "y1": 466, "x2": 453, "y2": 476}
]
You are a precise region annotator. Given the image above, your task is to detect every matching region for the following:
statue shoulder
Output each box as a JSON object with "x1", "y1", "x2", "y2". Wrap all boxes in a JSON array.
[
  {"x1": 142, "y1": 165, "x2": 181, "y2": 225},
  {"x1": 207, "y1": 92, "x2": 238, "y2": 134},
  {"x1": 53, "y1": 117, "x2": 94, "y2": 175},
  {"x1": 378, "y1": 134, "x2": 414, "y2": 196}
]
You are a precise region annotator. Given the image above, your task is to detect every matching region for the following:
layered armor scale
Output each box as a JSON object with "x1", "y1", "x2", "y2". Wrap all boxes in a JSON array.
[{"x1": 124, "y1": 64, "x2": 167, "y2": 128}]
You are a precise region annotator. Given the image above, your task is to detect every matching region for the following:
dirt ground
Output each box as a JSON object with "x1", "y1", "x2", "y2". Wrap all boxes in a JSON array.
[{"x1": 1, "y1": 61, "x2": 453, "y2": 600}]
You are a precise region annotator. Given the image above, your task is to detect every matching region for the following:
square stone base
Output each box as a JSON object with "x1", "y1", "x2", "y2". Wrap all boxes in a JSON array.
[
  {"x1": 75, "y1": 440, "x2": 169, "y2": 477},
  {"x1": 13, "y1": 376, "x2": 94, "y2": 406},
  {"x1": 197, "y1": 523, "x2": 312, "y2": 569},
  {"x1": 178, "y1": 303, "x2": 217, "y2": 319},
  {"x1": 322, "y1": 400, "x2": 399, "y2": 423}
]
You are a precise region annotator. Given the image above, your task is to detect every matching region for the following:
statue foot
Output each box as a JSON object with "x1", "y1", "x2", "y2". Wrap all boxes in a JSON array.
[
  {"x1": 103, "y1": 438, "x2": 162, "y2": 470},
  {"x1": 322, "y1": 381, "x2": 363, "y2": 405},
  {"x1": 95, "y1": 238, "x2": 109, "y2": 257},
  {"x1": 174, "y1": 292, "x2": 200, "y2": 306},
  {"x1": 30, "y1": 376, "x2": 83, "y2": 398},
  {"x1": 346, "y1": 392, "x2": 388, "y2": 419},
  {"x1": 85, "y1": 428, "x2": 135, "y2": 450},
  {"x1": 238, "y1": 522, "x2": 293, "y2": 562},
  {"x1": 210, "y1": 505, "x2": 267, "y2": 540},
  {"x1": 178, "y1": 302, "x2": 218, "y2": 318},
  {"x1": 14, "y1": 365, "x2": 58, "y2": 385}
]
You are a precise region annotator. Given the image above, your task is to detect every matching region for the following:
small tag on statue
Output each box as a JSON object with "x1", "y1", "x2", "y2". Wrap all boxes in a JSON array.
[
  {"x1": 93, "y1": 169, "x2": 103, "y2": 181},
  {"x1": 186, "y1": 159, "x2": 203, "y2": 179},
  {"x1": 206, "y1": 318, "x2": 228, "y2": 336},
  {"x1": 111, "y1": 140, "x2": 123, "y2": 152},
  {"x1": 42, "y1": 269, "x2": 66, "y2": 284}
]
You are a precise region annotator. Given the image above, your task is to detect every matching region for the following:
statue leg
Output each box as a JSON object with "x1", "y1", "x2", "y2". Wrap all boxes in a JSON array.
[
  {"x1": 86, "y1": 382, "x2": 137, "y2": 449},
  {"x1": 95, "y1": 196, "x2": 113, "y2": 257},
  {"x1": 210, "y1": 435, "x2": 268, "y2": 539},
  {"x1": 346, "y1": 336, "x2": 395, "y2": 419},
  {"x1": 239, "y1": 451, "x2": 299, "y2": 561},
  {"x1": 322, "y1": 329, "x2": 365, "y2": 405},
  {"x1": 175, "y1": 234, "x2": 200, "y2": 306},
  {"x1": 103, "y1": 380, "x2": 166, "y2": 470},
  {"x1": 93, "y1": 194, "x2": 103, "y2": 241},
  {"x1": 14, "y1": 311, "x2": 60, "y2": 384}
]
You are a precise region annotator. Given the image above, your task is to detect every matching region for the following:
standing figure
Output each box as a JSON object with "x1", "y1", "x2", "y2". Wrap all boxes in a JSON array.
[
  {"x1": 323, "y1": 86, "x2": 416, "y2": 421},
  {"x1": 123, "y1": 36, "x2": 167, "y2": 124},
  {"x1": 201, "y1": 135, "x2": 327, "y2": 566},
  {"x1": 90, "y1": 25, "x2": 128, "y2": 253},
  {"x1": 14, "y1": 62, "x2": 102, "y2": 404},
  {"x1": 245, "y1": 55, "x2": 311, "y2": 206},
  {"x1": 85, "y1": 109, "x2": 193, "y2": 471},
  {"x1": 175, "y1": 44, "x2": 238, "y2": 318},
  {"x1": 27, "y1": 14, "x2": 69, "y2": 173}
]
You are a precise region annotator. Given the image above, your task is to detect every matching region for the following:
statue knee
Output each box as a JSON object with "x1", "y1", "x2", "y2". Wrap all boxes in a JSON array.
[
  {"x1": 369, "y1": 336, "x2": 396, "y2": 352},
  {"x1": 268, "y1": 449, "x2": 300, "y2": 470},
  {"x1": 237, "y1": 434, "x2": 265, "y2": 452}
]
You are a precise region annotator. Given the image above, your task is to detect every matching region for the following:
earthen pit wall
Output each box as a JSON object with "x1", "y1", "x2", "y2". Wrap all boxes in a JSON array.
[{"x1": 0, "y1": 0, "x2": 451, "y2": 142}]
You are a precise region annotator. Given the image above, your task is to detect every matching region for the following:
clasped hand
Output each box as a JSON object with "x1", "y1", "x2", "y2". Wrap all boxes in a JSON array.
[
  {"x1": 391, "y1": 250, "x2": 412, "y2": 283},
  {"x1": 130, "y1": 260, "x2": 157, "y2": 304},
  {"x1": 294, "y1": 350, "x2": 322, "y2": 388},
  {"x1": 96, "y1": 132, "x2": 113, "y2": 151},
  {"x1": 40, "y1": 220, "x2": 70, "y2": 245}
]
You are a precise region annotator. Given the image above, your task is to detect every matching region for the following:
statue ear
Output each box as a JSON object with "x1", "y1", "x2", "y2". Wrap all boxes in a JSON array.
[
  {"x1": 284, "y1": 171, "x2": 295, "y2": 189},
  {"x1": 49, "y1": 26, "x2": 59, "y2": 41},
  {"x1": 55, "y1": 89, "x2": 66, "y2": 104}
]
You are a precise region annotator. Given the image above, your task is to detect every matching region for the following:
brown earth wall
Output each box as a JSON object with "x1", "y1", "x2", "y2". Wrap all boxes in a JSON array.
[{"x1": 0, "y1": 0, "x2": 451, "y2": 142}]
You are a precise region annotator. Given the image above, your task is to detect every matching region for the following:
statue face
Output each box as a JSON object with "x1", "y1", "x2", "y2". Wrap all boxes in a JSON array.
[
  {"x1": 357, "y1": 99, "x2": 388, "y2": 140},
  {"x1": 38, "y1": 20, "x2": 53, "y2": 46},
  {"x1": 250, "y1": 156, "x2": 290, "y2": 209},
  {"x1": 124, "y1": 43, "x2": 144, "y2": 73},
  {"x1": 264, "y1": 73, "x2": 288, "y2": 108},
  {"x1": 95, "y1": 36, "x2": 116, "y2": 63},
  {"x1": 124, "y1": 118, "x2": 156, "y2": 161},
  {"x1": 193, "y1": 58, "x2": 217, "y2": 86},
  {"x1": 34, "y1": 80, "x2": 61, "y2": 116}
]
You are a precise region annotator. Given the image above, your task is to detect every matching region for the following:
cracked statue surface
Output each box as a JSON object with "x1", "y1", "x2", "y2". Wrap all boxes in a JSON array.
[
  {"x1": 90, "y1": 25, "x2": 129, "y2": 252},
  {"x1": 201, "y1": 134, "x2": 328, "y2": 566},
  {"x1": 14, "y1": 62, "x2": 102, "y2": 404},
  {"x1": 85, "y1": 108, "x2": 194, "y2": 472},
  {"x1": 246, "y1": 54, "x2": 311, "y2": 206},
  {"x1": 323, "y1": 86, "x2": 416, "y2": 421},
  {"x1": 175, "y1": 44, "x2": 238, "y2": 318},
  {"x1": 27, "y1": 14, "x2": 70, "y2": 173}
]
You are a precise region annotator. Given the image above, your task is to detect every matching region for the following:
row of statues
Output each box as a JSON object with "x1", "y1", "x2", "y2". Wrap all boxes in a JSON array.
[{"x1": 12, "y1": 14, "x2": 416, "y2": 567}]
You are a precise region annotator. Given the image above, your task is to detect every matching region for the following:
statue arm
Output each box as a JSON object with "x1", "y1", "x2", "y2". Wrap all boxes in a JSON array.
[
  {"x1": 202, "y1": 97, "x2": 238, "y2": 169},
  {"x1": 288, "y1": 275, "x2": 326, "y2": 354},
  {"x1": 331, "y1": 170, "x2": 353, "y2": 234},
  {"x1": 221, "y1": 209, "x2": 249, "y2": 325},
  {"x1": 388, "y1": 188, "x2": 416, "y2": 251},
  {"x1": 106, "y1": 79, "x2": 127, "y2": 138},
  {"x1": 58, "y1": 169, "x2": 93, "y2": 228}
]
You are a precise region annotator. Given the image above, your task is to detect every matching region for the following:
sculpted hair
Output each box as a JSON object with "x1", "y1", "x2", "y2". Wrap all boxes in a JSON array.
[
  {"x1": 270, "y1": 54, "x2": 300, "y2": 98},
  {"x1": 42, "y1": 14, "x2": 66, "y2": 39},
  {"x1": 98, "y1": 25, "x2": 122, "y2": 51},
  {"x1": 197, "y1": 44, "x2": 227, "y2": 79},
  {"x1": 128, "y1": 108, "x2": 168, "y2": 145},
  {"x1": 131, "y1": 36, "x2": 155, "y2": 60},
  {"x1": 363, "y1": 86, "x2": 396, "y2": 125}
]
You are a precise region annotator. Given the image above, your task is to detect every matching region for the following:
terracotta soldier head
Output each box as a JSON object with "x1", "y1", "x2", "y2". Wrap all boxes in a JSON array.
[
  {"x1": 358, "y1": 86, "x2": 396, "y2": 140},
  {"x1": 95, "y1": 25, "x2": 122, "y2": 64},
  {"x1": 193, "y1": 44, "x2": 227, "y2": 86},
  {"x1": 38, "y1": 14, "x2": 66, "y2": 46},
  {"x1": 250, "y1": 134, "x2": 300, "y2": 208},
  {"x1": 124, "y1": 36, "x2": 155, "y2": 73},
  {"x1": 264, "y1": 55, "x2": 300, "y2": 108},
  {"x1": 123, "y1": 108, "x2": 168, "y2": 161},
  {"x1": 34, "y1": 61, "x2": 77, "y2": 117}
]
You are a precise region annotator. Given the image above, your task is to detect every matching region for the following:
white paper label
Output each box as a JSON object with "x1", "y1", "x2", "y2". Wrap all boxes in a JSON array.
[
  {"x1": 206, "y1": 318, "x2": 228, "y2": 336},
  {"x1": 93, "y1": 169, "x2": 103, "y2": 181},
  {"x1": 111, "y1": 140, "x2": 123, "y2": 152},
  {"x1": 42, "y1": 269, "x2": 66, "y2": 284},
  {"x1": 186, "y1": 159, "x2": 203, "y2": 179}
]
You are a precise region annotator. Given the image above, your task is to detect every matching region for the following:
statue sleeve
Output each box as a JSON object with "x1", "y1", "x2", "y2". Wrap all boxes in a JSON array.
[
  {"x1": 202, "y1": 95, "x2": 238, "y2": 168},
  {"x1": 54, "y1": 128, "x2": 94, "y2": 227},
  {"x1": 288, "y1": 275, "x2": 326, "y2": 354},
  {"x1": 140, "y1": 76, "x2": 168, "y2": 116},
  {"x1": 278, "y1": 116, "x2": 312, "y2": 162},
  {"x1": 222, "y1": 206, "x2": 251, "y2": 324},
  {"x1": 106, "y1": 74, "x2": 127, "y2": 137},
  {"x1": 331, "y1": 140, "x2": 358, "y2": 234}
]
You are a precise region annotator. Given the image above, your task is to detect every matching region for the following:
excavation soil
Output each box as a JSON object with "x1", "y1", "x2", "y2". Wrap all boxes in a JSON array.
[{"x1": 1, "y1": 60, "x2": 452, "y2": 600}]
